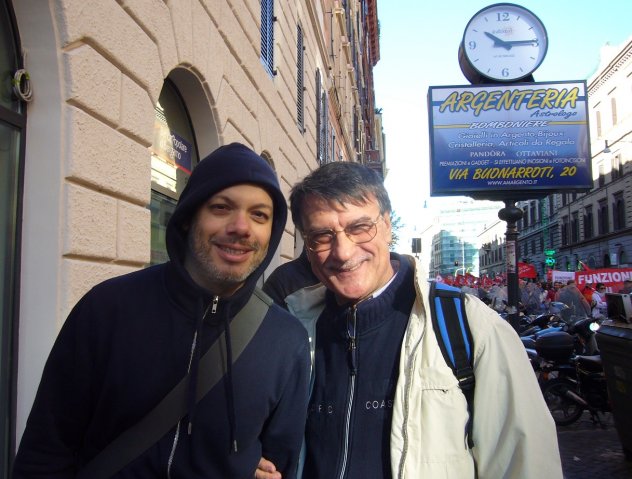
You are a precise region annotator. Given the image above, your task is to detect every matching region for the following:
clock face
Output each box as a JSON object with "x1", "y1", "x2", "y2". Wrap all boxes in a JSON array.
[{"x1": 462, "y1": 3, "x2": 548, "y2": 81}]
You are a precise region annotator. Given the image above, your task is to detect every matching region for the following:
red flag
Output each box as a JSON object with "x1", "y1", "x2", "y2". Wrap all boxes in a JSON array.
[
  {"x1": 578, "y1": 260, "x2": 593, "y2": 271},
  {"x1": 518, "y1": 262, "x2": 537, "y2": 279}
]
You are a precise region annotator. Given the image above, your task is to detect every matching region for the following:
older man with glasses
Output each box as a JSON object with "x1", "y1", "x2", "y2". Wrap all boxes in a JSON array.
[{"x1": 257, "y1": 161, "x2": 562, "y2": 479}]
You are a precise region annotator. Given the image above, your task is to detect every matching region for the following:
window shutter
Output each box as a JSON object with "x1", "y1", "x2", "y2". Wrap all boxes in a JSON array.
[
  {"x1": 260, "y1": 0, "x2": 275, "y2": 76},
  {"x1": 296, "y1": 24, "x2": 304, "y2": 132}
]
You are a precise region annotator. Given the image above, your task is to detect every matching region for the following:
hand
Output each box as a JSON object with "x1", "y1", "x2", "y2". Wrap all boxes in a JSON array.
[
  {"x1": 484, "y1": 32, "x2": 538, "y2": 50},
  {"x1": 255, "y1": 457, "x2": 282, "y2": 479},
  {"x1": 484, "y1": 31, "x2": 511, "y2": 50},
  {"x1": 504, "y1": 38, "x2": 539, "y2": 47}
]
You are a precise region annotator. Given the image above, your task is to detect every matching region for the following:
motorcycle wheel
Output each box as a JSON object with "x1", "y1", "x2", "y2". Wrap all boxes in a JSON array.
[{"x1": 541, "y1": 378, "x2": 584, "y2": 426}]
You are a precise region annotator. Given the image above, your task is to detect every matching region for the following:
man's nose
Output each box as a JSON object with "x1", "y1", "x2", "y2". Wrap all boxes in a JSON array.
[
  {"x1": 328, "y1": 230, "x2": 356, "y2": 260},
  {"x1": 226, "y1": 211, "x2": 251, "y2": 235}
]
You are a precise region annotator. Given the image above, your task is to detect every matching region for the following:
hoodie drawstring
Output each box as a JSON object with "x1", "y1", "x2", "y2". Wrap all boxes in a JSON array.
[
  {"x1": 184, "y1": 295, "x2": 238, "y2": 454},
  {"x1": 223, "y1": 313, "x2": 238, "y2": 453},
  {"x1": 186, "y1": 297, "x2": 208, "y2": 435}
]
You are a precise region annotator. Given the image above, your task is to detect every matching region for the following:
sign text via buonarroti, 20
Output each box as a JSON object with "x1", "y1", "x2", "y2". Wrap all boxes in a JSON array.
[{"x1": 428, "y1": 81, "x2": 592, "y2": 197}]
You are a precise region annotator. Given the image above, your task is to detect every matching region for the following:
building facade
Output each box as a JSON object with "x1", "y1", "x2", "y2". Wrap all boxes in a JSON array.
[
  {"x1": 427, "y1": 198, "x2": 502, "y2": 277},
  {"x1": 0, "y1": 1, "x2": 383, "y2": 473},
  {"x1": 511, "y1": 36, "x2": 632, "y2": 280}
]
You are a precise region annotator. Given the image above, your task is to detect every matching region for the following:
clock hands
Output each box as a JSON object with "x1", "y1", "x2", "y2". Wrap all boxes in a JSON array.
[
  {"x1": 484, "y1": 31, "x2": 511, "y2": 49},
  {"x1": 484, "y1": 31, "x2": 538, "y2": 50}
]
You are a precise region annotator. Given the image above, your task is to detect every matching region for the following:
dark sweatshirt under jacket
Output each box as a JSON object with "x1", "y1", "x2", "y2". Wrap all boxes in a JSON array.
[
  {"x1": 262, "y1": 248, "x2": 320, "y2": 309},
  {"x1": 303, "y1": 253, "x2": 416, "y2": 479},
  {"x1": 12, "y1": 143, "x2": 311, "y2": 479}
]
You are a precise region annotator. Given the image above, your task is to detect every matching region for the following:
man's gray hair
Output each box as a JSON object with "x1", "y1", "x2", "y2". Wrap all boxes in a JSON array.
[{"x1": 289, "y1": 161, "x2": 391, "y2": 232}]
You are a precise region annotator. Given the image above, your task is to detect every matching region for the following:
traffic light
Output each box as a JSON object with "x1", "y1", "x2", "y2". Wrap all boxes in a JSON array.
[
  {"x1": 544, "y1": 249, "x2": 555, "y2": 266},
  {"x1": 411, "y1": 237, "x2": 421, "y2": 254}
]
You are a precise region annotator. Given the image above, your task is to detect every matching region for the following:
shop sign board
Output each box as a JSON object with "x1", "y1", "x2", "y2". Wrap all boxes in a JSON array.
[{"x1": 428, "y1": 81, "x2": 591, "y2": 199}]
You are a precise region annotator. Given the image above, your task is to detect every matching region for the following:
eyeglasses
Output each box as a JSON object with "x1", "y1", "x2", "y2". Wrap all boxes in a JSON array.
[{"x1": 305, "y1": 214, "x2": 383, "y2": 253}]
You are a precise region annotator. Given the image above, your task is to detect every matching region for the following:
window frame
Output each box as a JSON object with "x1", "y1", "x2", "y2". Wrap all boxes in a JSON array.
[
  {"x1": 260, "y1": 0, "x2": 275, "y2": 77},
  {"x1": 0, "y1": 1, "x2": 26, "y2": 474}
]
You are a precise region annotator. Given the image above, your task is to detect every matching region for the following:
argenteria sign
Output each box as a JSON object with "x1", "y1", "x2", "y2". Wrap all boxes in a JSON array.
[{"x1": 428, "y1": 81, "x2": 591, "y2": 199}]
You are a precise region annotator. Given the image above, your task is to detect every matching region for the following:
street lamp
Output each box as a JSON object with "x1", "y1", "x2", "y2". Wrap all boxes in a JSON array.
[{"x1": 602, "y1": 136, "x2": 632, "y2": 159}]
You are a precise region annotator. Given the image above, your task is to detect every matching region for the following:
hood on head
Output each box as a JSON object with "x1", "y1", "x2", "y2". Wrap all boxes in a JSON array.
[{"x1": 166, "y1": 142, "x2": 287, "y2": 296}]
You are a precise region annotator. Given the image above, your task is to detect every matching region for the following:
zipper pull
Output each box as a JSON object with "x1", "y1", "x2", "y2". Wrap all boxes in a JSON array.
[
  {"x1": 349, "y1": 337, "x2": 357, "y2": 376},
  {"x1": 347, "y1": 308, "x2": 357, "y2": 376},
  {"x1": 211, "y1": 295, "x2": 219, "y2": 314}
]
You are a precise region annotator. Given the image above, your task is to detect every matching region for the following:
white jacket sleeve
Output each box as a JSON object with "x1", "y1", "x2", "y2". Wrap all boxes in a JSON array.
[{"x1": 466, "y1": 296, "x2": 563, "y2": 479}]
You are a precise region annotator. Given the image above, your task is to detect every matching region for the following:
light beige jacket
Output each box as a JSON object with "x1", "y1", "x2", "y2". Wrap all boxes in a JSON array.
[
  {"x1": 391, "y1": 256, "x2": 562, "y2": 478},
  {"x1": 285, "y1": 255, "x2": 563, "y2": 479}
]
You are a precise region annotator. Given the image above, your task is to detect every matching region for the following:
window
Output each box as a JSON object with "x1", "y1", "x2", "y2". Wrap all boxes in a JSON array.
[
  {"x1": 296, "y1": 24, "x2": 304, "y2": 132},
  {"x1": 584, "y1": 206, "x2": 593, "y2": 239},
  {"x1": 315, "y1": 72, "x2": 329, "y2": 165},
  {"x1": 260, "y1": 0, "x2": 275, "y2": 76},
  {"x1": 150, "y1": 80, "x2": 200, "y2": 264},
  {"x1": 1, "y1": 2, "x2": 25, "y2": 475},
  {"x1": 598, "y1": 162, "x2": 605, "y2": 187},
  {"x1": 560, "y1": 216, "x2": 569, "y2": 246},
  {"x1": 613, "y1": 192, "x2": 626, "y2": 231},
  {"x1": 529, "y1": 202, "x2": 537, "y2": 225},
  {"x1": 315, "y1": 70, "x2": 322, "y2": 163},
  {"x1": 598, "y1": 199, "x2": 609, "y2": 235},
  {"x1": 571, "y1": 212, "x2": 579, "y2": 244},
  {"x1": 611, "y1": 97, "x2": 618, "y2": 125},
  {"x1": 596, "y1": 109, "x2": 602, "y2": 137},
  {"x1": 612, "y1": 154, "x2": 623, "y2": 180}
]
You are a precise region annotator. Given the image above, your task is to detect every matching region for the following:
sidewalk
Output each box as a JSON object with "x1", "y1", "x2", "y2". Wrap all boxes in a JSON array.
[{"x1": 557, "y1": 412, "x2": 632, "y2": 479}]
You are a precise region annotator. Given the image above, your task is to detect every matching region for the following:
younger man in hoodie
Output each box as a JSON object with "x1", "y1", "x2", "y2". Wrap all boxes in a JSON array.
[{"x1": 13, "y1": 143, "x2": 310, "y2": 479}]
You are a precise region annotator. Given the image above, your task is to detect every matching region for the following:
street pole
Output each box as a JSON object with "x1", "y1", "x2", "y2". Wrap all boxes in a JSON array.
[{"x1": 498, "y1": 200, "x2": 523, "y2": 332}]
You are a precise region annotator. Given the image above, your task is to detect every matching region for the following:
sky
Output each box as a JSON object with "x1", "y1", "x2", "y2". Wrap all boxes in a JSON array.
[{"x1": 373, "y1": 0, "x2": 632, "y2": 247}]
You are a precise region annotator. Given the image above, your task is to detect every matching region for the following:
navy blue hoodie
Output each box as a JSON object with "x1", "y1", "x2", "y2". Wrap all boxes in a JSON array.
[{"x1": 13, "y1": 143, "x2": 310, "y2": 479}]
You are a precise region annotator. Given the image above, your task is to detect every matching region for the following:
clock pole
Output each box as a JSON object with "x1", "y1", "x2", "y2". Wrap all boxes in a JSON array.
[
  {"x1": 457, "y1": 3, "x2": 548, "y2": 332},
  {"x1": 498, "y1": 202, "x2": 523, "y2": 332}
]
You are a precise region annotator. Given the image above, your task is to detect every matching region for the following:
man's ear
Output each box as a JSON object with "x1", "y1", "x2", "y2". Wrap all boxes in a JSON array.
[{"x1": 383, "y1": 212, "x2": 393, "y2": 244}]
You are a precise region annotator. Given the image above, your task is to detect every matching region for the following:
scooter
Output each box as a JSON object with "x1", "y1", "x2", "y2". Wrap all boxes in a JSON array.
[{"x1": 540, "y1": 352, "x2": 609, "y2": 426}]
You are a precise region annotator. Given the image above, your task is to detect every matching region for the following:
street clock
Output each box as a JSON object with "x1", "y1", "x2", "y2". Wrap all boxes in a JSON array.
[{"x1": 459, "y1": 3, "x2": 548, "y2": 83}]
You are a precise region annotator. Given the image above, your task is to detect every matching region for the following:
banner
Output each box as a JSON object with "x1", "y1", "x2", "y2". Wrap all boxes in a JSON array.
[
  {"x1": 428, "y1": 81, "x2": 591, "y2": 199},
  {"x1": 576, "y1": 268, "x2": 632, "y2": 294},
  {"x1": 551, "y1": 270, "x2": 575, "y2": 284}
]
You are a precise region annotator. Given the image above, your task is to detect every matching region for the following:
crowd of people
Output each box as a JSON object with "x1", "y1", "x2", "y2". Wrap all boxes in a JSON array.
[{"x1": 469, "y1": 277, "x2": 632, "y2": 320}]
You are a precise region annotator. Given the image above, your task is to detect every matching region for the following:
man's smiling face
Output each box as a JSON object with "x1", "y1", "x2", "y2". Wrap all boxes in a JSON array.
[
  {"x1": 302, "y1": 194, "x2": 394, "y2": 304},
  {"x1": 184, "y1": 184, "x2": 273, "y2": 296}
]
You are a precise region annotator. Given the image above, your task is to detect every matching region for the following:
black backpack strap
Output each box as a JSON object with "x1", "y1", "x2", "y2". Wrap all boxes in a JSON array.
[
  {"x1": 77, "y1": 290, "x2": 270, "y2": 479},
  {"x1": 428, "y1": 281, "x2": 475, "y2": 448}
]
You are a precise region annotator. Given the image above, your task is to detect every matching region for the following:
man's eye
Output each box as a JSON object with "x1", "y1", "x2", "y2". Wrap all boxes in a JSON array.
[
  {"x1": 311, "y1": 232, "x2": 334, "y2": 243},
  {"x1": 209, "y1": 204, "x2": 229, "y2": 212},
  {"x1": 252, "y1": 211, "x2": 270, "y2": 222},
  {"x1": 347, "y1": 223, "x2": 372, "y2": 234}
]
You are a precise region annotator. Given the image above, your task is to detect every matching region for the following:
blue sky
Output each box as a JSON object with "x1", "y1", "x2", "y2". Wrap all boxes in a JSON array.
[{"x1": 373, "y1": 0, "x2": 632, "y2": 235}]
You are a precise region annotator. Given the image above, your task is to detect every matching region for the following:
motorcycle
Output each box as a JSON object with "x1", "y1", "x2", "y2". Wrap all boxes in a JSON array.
[
  {"x1": 521, "y1": 302, "x2": 600, "y2": 358},
  {"x1": 534, "y1": 321, "x2": 609, "y2": 426},
  {"x1": 540, "y1": 352, "x2": 610, "y2": 426}
]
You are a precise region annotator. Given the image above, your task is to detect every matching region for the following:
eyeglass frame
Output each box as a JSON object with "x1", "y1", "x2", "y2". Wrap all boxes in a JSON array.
[{"x1": 303, "y1": 213, "x2": 384, "y2": 253}]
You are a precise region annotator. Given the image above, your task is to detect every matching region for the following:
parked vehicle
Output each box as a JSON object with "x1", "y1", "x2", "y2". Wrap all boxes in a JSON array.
[
  {"x1": 540, "y1": 353, "x2": 610, "y2": 426},
  {"x1": 534, "y1": 325, "x2": 610, "y2": 426}
]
